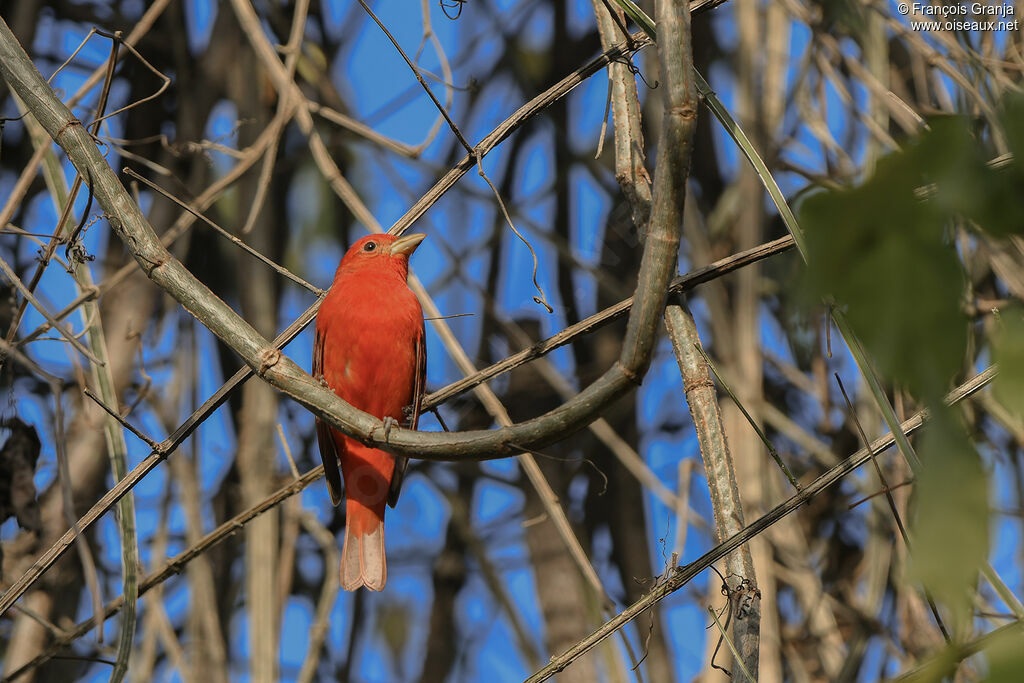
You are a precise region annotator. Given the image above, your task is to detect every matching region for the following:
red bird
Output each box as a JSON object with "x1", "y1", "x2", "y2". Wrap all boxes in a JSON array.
[{"x1": 313, "y1": 233, "x2": 427, "y2": 591}]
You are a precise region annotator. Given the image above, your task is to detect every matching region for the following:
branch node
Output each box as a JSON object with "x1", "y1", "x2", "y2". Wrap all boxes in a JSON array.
[
  {"x1": 257, "y1": 347, "x2": 282, "y2": 376},
  {"x1": 54, "y1": 118, "x2": 83, "y2": 140},
  {"x1": 682, "y1": 377, "x2": 715, "y2": 393},
  {"x1": 617, "y1": 360, "x2": 642, "y2": 386},
  {"x1": 669, "y1": 104, "x2": 698, "y2": 121},
  {"x1": 143, "y1": 256, "x2": 166, "y2": 277}
]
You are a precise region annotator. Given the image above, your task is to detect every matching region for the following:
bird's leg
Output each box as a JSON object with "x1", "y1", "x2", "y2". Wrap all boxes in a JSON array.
[{"x1": 381, "y1": 416, "x2": 399, "y2": 442}]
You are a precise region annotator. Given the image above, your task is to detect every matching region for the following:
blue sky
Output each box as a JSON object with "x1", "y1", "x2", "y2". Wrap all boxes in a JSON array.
[{"x1": 3, "y1": 0, "x2": 1020, "y2": 681}]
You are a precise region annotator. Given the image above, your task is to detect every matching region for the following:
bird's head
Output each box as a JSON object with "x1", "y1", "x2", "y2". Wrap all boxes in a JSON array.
[{"x1": 336, "y1": 233, "x2": 426, "y2": 279}]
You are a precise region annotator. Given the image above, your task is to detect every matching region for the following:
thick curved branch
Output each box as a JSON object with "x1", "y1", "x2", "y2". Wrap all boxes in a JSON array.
[
  {"x1": 0, "y1": 13, "x2": 678, "y2": 460},
  {"x1": 0, "y1": 13, "x2": 683, "y2": 614},
  {"x1": 617, "y1": 0, "x2": 696, "y2": 376}
]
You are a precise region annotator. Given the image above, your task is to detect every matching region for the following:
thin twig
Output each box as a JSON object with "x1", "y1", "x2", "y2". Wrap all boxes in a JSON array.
[
  {"x1": 21, "y1": 103, "x2": 142, "y2": 675},
  {"x1": 673, "y1": 460, "x2": 697, "y2": 564},
  {"x1": 707, "y1": 606, "x2": 757, "y2": 682},
  {"x1": 2, "y1": 465, "x2": 327, "y2": 681},
  {"x1": 240, "y1": 0, "x2": 309, "y2": 235},
  {"x1": 355, "y1": 0, "x2": 474, "y2": 154},
  {"x1": 276, "y1": 423, "x2": 300, "y2": 480},
  {"x1": 0, "y1": 255, "x2": 103, "y2": 364},
  {"x1": 0, "y1": 299, "x2": 319, "y2": 619},
  {"x1": 423, "y1": 235, "x2": 795, "y2": 411},
  {"x1": 834, "y1": 372, "x2": 950, "y2": 642},
  {"x1": 834, "y1": 373, "x2": 910, "y2": 544},
  {"x1": 82, "y1": 388, "x2": 160, "y2": 451},
  {"x1": 296, "y1": 512, "x2": 340, "y2": 683},
  {"x1": 384, "y1": 30, "x2": 654, "y2": 237},
  {"x1": 358, "y1": 0, "x2": 554, "y2": 312},
  {"x1": 474, "y1": 156, "x2": 552, "y2": 312},
  {"x1": 0, "y1": 338, "x2": 106, "y2": 642},
  {"x1": 125, "y1": 168, "x2": 321, "y2": 294}
]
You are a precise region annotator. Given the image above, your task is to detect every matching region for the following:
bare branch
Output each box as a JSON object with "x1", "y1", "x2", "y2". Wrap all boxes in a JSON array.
[{"x1": 524, "y1": 366, "x2": 997, "y2": 681}]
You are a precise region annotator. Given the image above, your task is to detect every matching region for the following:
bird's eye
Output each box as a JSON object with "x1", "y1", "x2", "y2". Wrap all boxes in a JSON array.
[{"x1": 363, "y1": 241, "x2": 377, "y2": 252}]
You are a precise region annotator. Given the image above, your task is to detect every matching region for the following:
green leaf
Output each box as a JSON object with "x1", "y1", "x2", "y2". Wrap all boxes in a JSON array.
[
  {"x1": 800, "y1": 137, "x2": 968, "y2": 399},
  {"x1": 927, "y1": 116, "x2": 1024, "y2": 239},
  {"x1": 982, "y1": 624, "x2": 1024, "y2": 682},
  {"x1": 910, "y1": 413, "x2": 990, "y2": 631},
  {"x1": 801, "y1": 114, "x2": 1024, "y2": 402},
  {"x1": 895, "y1": 622, "x2": 1024, "y2": 682},
  {"x1": 993, "y1": 306, "x2": 1024, "y2": 419}
]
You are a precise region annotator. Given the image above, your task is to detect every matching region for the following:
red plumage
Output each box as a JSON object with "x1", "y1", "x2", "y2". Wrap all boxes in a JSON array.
[{"x1": 313, "y1": 233, "x2": 426, "y2": 591}]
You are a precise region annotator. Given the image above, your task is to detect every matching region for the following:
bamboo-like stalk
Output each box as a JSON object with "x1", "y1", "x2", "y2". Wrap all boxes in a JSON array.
[
  {"x1": 19, "y1": 90, "x2": 138, "y2": 681},
  {"x1": 130, "y1": 483, "x2": 170, "y2": 683},
  {"x1": 591, "y1": 0, "x2": 652, "y2": 229},
  {"x1": 665, "y1": 297, "x2": 760, "y2": 676}
]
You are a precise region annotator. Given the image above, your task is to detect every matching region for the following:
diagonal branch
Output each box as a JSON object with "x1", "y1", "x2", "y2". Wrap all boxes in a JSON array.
[
  {"x1": 1, "y1": 465, "x2": 326, "y2": 682},
  {"x1": 524, "y1": 366, "x2": 997, "y2": 682},
  {"x1": 424, "y1": 235, "x2": 795, "y2": 410},
  {"x1": 13, "y1": 361, "x2": 995, "y2": 682}
]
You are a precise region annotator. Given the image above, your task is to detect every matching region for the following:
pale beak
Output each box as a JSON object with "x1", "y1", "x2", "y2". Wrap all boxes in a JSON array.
[{"x1": 390, "y1": 233, "x2": 426, "y2": 256}]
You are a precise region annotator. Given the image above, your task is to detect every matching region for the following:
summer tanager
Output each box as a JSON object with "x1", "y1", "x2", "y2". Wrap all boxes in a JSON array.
[{"x1": 313, "y1": 233, "x2": 427, "y2": 591}]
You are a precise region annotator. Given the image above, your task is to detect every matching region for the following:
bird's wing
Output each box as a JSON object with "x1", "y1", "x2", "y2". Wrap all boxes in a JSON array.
[
  {"x1": 314, "y1": 327, "x2": 344, "y2": 507},
  {"x1": 388, "y1": 326, "x2": 425, "y2": 508}
]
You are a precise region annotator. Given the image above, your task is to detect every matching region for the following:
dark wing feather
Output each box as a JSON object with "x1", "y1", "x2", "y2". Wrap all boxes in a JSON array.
[
  {"x1": 388, "y1": 327, "x2": 425, "y2": 508},
  {"x1": 313, "y1": 327, "x2": 344, "y2": 507}
]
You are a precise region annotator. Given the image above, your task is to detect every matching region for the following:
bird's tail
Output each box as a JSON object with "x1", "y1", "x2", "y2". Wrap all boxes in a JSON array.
[{"x1": 341, "y1": 499, "x2": 387, "y2": 591}]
